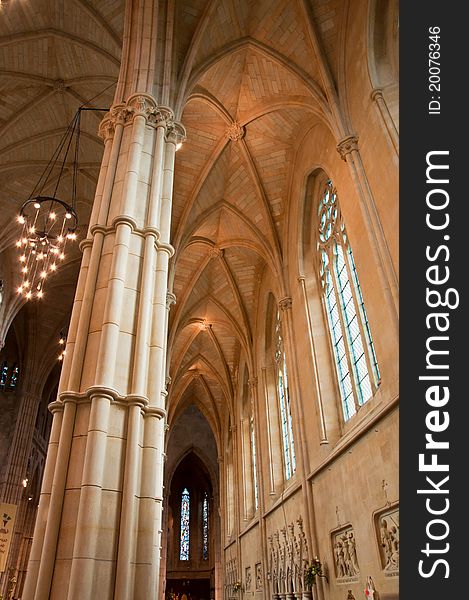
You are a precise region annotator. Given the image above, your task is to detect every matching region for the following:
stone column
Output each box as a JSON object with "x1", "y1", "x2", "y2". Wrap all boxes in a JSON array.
[
  {"x1": 277, "y1": 298, "x2": 325, "y2": 600},
  {"x1": 0, "y1": 388, "x2": 40, "y2": 504},
  {"x1": 296, "y1": 277, "x2": 328, "y2": 445},
  {"x1": 20, "y1": 0, "x2": 187, "y2": 595},
  {"x1": 248, "y1": 377, "x2": 269, "y2": 595},
  {"x1": 22, "y1": 92, "x2": 185, "y2": 600},
  {"x1": 371, "y1": 88, "x2": 399, "y2": 157},
  {"x1": 336, "y1": 135, "x2": 399, "y2": 334}
]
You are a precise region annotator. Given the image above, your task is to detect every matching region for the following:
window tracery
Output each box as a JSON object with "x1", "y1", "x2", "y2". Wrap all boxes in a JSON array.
[{"x1": 318, "y1": 180, "x2": 380, "y2": 420}]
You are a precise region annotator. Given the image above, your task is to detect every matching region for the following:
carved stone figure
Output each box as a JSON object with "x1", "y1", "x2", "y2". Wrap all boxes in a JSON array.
[
  {"x1": 332, "y1": 526, "x2": 359, "y2": 579},
  {"x1": 255, "y1": 562, "x2": 262, "y2": 590},
  {"x1": 245, "y1": 566, "x2": 251, "y2": 591},
  {"x1": 378, "y1": 509, "x2": 399, "y2": 572}
]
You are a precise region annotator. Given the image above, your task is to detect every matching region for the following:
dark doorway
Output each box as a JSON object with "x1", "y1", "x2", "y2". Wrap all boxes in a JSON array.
[{"x1": 165, "y1": 577, "x2": 211, "y2": 600}]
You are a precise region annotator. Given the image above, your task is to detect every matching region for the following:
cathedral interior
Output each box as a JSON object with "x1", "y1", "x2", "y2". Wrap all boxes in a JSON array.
[{"x1": 0, "y1": 0, "x2": 398, "y2": 599}]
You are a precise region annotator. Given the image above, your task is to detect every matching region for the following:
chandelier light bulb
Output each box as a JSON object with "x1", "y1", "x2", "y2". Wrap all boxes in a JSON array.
[
  {"x1": 17, "y1": 286, "x2": 23, "y2": 293},
  {"x1": 23, "y1": 280, "x2": 30, "y2": 288},
  {"x1": 17, "y1": 196, "x2": 78, "y2": 300}
]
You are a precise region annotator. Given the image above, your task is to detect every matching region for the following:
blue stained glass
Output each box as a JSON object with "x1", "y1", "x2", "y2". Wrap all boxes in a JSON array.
[
  {"x1": 318, "y1": 180, "x2": 380, "y2": 421},
  {"x1": 276, "y1": 312, "x2": 296, "y2": 480},
  {"x1": 0, "y1": 362, "x2": 8, "y2": 389},
  {"x1": 9, "y1": 366, "x2": 19, "y2": 389},
  {"x1": 180, "y1": 488, "x2": 190, "y2": 560},
  {"x1": 203, "y1": 493, "x2": 209, "y2": 560}
]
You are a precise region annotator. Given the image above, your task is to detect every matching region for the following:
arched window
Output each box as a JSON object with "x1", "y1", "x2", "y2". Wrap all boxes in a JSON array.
[
  {"x1": 318, "y1": 180, "x2": 380, "y2": 421},
  {"x1": 0, "y1": 361, "x2": 8, "y2": 389},
  {"x1": 10, "y1": 364, "x2": 19, "y2": 388},
  {"x1": 275, "y1": 310, "x2": 296, "y2": 479},
  {"x1": 202, "y1": 492, "x2": 209, "y2": 560},
  {"x1": 180, "y1": 487, "x2": 190, "y2": 560}
]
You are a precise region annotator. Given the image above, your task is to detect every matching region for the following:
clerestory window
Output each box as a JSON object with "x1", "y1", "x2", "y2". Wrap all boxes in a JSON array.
[
  {"x1": 318, "y1": 180, "x2": 380, "y2": 421},
  {"x1": 275, "y1": 310, "x2": 296, "y2": 479}
]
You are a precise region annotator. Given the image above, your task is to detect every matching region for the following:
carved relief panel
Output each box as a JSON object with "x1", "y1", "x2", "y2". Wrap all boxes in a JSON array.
[
  {"x1": 255, "y1": 562, "x2": 262, "y2": 590},
  {"x1": 375, "y1": 506, "x2": 399, "y2": 576},
  {"x1": 245, "y1": 566, "x2": 252, "y2": 591},
  {"x1": 331, "y1": 525, "x2": 360, "y2": 583}
]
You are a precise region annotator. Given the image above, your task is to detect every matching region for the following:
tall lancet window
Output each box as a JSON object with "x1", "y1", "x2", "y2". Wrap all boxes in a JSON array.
[
  {"x1": 180, "y1": 487, "x2": 190, "y2": 560},
  {"x1": 318, "y1": 180, "x2": 380, "y2": 421},
  {"x1": 275, "y1": 310, "x2": 296, "y2": 479},
  {"x1": 202, "y1": 492, "x2": 209, "y2": 560}
]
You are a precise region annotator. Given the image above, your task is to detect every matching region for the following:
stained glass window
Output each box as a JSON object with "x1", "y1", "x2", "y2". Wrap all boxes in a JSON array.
[
  {"x1": 318, "y1": 180, "x2": 380, "y2": 421},
  {"x1": 0, "y1": 362, "x2": 8, "y2": 390},
  {"x1": 9, "y1": 365, "x2": 19, "y2": 389},
  {"x1": 180, "y1": 487, "x2": 190, "y2": 560},
  {"x1": 275, "y1": 311, "x2": 296, "y2": 479},
  {"x1": 203, "y1": 492, "x2": 209, "y2": 560}
]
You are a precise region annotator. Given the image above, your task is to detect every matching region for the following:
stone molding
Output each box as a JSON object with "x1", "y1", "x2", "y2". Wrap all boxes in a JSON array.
[
  {"x1": 278, "y1": 296, "x2": 292, "y2": 311},
  {"x1": 84, "y1": 222, "x2": 174, "y2": 257},
  {"x1": 54, "y1": 386, "x2": 166, "y2": 418}
]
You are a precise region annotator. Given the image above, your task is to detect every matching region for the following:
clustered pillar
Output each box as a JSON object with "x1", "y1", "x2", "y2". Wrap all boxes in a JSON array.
[{"x1": 22, "y1": 94, "x2": 185, "y2": 600}]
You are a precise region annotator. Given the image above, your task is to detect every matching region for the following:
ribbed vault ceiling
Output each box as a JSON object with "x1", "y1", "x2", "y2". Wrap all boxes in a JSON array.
[{"x1": 0, "y1": 0, "x2": 347, "y2": 441}]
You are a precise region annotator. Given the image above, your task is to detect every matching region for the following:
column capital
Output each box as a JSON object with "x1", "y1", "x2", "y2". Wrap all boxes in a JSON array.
[
  {"x1": 98, "y1": 102, "x2": 126, "y2": 140},
  {"x1": 48, "y1": 400, "x2": 64, "y2": 415},
  {"x1": 278, "y1": 296, "x2": 292, "y2": 311},
  {"x1": 165, "y1": 120, "x2": 186, "y2": 146},
  {"x1": 99, "y1": 96, "x2": 178, "y2": 138},
  {"x1": 166, "y1": 291, "x2": 177, "y2": 308},
  {"x1": 98, "y1": 116, "x2": 116, "y2": 142},
  {"x1": 337, "y1": 134, "x2": 359, "y2": 161}
]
